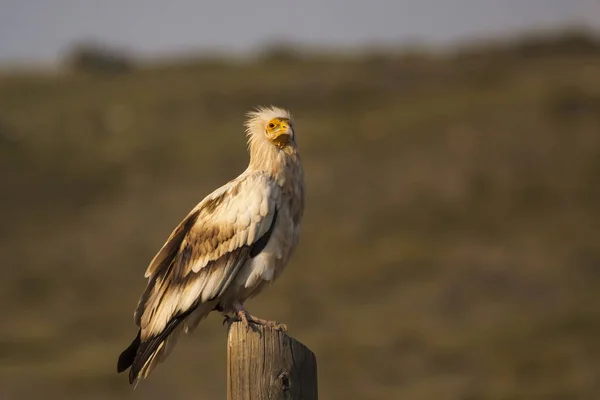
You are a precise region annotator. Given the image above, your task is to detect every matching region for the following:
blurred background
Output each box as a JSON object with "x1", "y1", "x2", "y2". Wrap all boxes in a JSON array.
[{"x1": 1, "y1": 1, "x2": 600, "y2": 399}]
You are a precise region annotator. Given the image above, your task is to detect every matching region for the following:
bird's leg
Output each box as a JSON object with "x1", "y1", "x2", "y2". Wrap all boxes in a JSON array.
[{"x1": 232, "y1": 301, "x2": 287, "y2": 331}]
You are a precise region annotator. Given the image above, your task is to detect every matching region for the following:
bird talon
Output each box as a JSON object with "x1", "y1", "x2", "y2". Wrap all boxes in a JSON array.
[
  {"x1": 251, "y1": 318, "x2": 288, "y2": 332},
  {"x1": 273, "y1": 322, "x2": 288, "y2": 332},
  {"x1": 233, "y1": 302, "x2": 287, "y2": 332}
]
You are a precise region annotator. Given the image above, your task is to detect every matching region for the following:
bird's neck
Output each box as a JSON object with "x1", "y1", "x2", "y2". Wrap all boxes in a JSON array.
[{"x1": 248, "y1": 143, "x2": 303, "y2": 189}]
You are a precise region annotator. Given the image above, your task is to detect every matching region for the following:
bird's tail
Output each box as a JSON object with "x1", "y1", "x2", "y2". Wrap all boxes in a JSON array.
[
  {"x1": 117, "y1": 303, "x2": 213, "y2": 385},
  {"x1": 117, "y1": 320, "x2": 184, "y2": 385}
]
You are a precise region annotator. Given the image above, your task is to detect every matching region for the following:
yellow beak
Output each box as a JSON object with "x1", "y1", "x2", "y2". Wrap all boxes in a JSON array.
[{"x1": 272, "y1": 122, "x2": 293, "y2": 148}]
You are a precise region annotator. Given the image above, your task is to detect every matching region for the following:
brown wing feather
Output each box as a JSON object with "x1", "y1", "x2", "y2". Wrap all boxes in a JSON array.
[
  {"x1": 119, "y1": 172, "x2": 280, "y2": 383},
  {"x1": 134, "y1": 173, "x2": 279, "y2": 337},
  {"x1": 117, "y1": 247, "x2": 253, "y2": 383},
  {"x1": 143, "y1": 208, "x2": 202, "y2": 278},
  {"x1": 120, "y1": 215, "x2": 277, "y2": 381},
  {"x1": 133, "y1": 208, "x2": 200, "y2": 326},
  {"x1": 135, "y1": 231, "x2": 254, "y2": 339}
]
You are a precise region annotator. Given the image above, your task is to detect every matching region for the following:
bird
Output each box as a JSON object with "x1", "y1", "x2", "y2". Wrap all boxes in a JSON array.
[{"x1": 116, "y1": 106, "x2": 305, "y2": 385}]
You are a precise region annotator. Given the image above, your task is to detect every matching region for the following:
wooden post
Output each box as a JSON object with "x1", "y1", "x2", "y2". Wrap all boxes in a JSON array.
[{"x1": 227, "y1": 322, "x2": 318, "y2": 400}]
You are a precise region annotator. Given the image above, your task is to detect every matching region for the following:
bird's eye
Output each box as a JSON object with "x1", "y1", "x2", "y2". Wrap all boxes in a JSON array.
[{"x1": 268, "y1": 122, "x2": 276, "y2": 129}]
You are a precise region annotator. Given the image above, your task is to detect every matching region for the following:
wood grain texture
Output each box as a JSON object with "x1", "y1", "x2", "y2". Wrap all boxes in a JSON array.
[{"x1": 227, "y1": 322, "x2": 318, "y2": 400}]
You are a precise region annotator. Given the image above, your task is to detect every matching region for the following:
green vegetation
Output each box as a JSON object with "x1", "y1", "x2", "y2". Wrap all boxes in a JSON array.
[{"x1": 1, "y1": 31, "x2": 600, "y2": 399}]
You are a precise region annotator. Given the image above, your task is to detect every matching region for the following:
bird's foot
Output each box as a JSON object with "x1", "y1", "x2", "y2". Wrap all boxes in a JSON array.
[
  {"x1": 231, "y1": 302, "x2": 287, "y2": 332},
  {"x1": 245, "y1": 315, "x2": 288, "y2": 332}
]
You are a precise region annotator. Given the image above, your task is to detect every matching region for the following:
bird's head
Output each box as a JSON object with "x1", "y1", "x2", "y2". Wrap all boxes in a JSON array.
[{"x1": 245, "y1": 106, "x2": 295, "y2": 150}]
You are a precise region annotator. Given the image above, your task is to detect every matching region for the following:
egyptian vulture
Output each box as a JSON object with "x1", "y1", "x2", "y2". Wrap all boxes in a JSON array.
[{"x1": 117, "y1": 106, "x2": 305, "y2": 384}]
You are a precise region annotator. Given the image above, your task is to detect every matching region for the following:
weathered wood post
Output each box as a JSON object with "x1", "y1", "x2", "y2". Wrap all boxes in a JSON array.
[{"x1": 227, "y1": 322, "x2": 318, "y2": 400}]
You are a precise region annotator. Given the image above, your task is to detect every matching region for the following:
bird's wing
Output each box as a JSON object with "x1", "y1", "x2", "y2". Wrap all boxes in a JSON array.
[{"x1": 133, "y1": 171, "x2": 281, "y2": 339}]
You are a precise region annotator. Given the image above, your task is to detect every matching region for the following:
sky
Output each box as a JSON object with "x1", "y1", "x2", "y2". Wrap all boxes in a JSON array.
[{"x1": 0, "y1": 0, "x2": 599, "y2": 64}]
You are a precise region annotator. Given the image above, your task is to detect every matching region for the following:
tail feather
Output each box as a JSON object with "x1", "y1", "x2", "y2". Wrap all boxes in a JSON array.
[
  {"x1": 117, "y1": 330, "x2": 141, "y2": 373},
  {"x1": 129, "y1": 322, "x2": 183, "y2": 384},
  {"x1": 117, "y1": 306, "x2": 199, "y2": 385}
]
